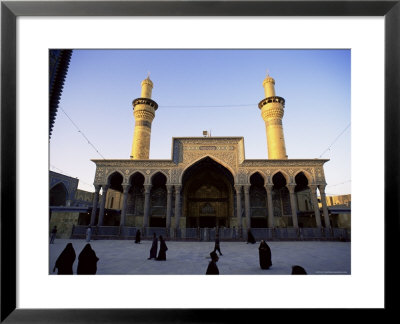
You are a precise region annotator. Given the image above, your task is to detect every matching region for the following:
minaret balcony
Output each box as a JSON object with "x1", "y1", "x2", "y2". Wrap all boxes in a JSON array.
[
  {"x1": 132, "y1": 98, "x2": 158, "y2": 110},
  {"x1": 258, "y1": 96, "x2": 285, "y2": 109}
]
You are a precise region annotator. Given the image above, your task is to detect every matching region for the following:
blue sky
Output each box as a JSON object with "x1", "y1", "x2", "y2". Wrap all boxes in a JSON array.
[{"x1": 50, "y1": 49, "x2": 351, "y2": 196}]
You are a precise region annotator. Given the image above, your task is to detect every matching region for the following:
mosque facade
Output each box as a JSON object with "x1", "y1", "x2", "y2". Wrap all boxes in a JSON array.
[{"x1": 90, "y1": 75, "x2": 331, "y2": 237}]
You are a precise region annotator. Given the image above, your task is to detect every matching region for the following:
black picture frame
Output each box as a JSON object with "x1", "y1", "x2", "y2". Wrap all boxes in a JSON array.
[{"x1": 1, "y1": 0, "x2": 399, "y2": 322}]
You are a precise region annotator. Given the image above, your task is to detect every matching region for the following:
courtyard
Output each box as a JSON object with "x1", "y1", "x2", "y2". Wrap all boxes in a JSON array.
[{"x1": 49, "y1": 239, "x2": 351, "y2": 275}]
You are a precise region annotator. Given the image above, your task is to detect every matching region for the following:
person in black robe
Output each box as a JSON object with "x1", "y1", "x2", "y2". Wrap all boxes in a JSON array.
[
  {"x1": 148, "y1": 233, "x2": 158, "y2": 259},
  {"x1": 156, "y1": 235, "x2": 168, "y2": 261},
  {"x1": 53, "y1": 243, "x2": 76, "y2": 274},
  {"x1": 258, "y1": 240, "x2": 272, "y2": 269},
  {"x1": 291, "y1": 265, "x2": 307, "y2": 274},
  {"x1": 77, "y1": 243, "x2": 99, "y2": 274},
  {"x1": 135, "y1": 230, "x2": 141, "y2": 243},
  {"x1": 206, "y1": 251, "x2": 219, "y2": 275},
  {"x1": 247, "y1": 229, "x2": 256, "y2": 244},
  {"x1": 213, "y1": 233, "x2": 223, "y2": 256}
]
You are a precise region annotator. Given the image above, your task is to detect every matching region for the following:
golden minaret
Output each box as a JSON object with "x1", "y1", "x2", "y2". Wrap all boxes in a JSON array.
[
  {"x1": 130, "y1": 76, "x2": 158, "y2": 159},
  {"x1": 258, "y1": 74, "x2": 288, "y2": 159}
]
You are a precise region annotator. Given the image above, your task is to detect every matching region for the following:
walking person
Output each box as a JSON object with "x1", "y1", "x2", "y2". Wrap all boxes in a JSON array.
[
  {"x1": 258, "y1": 240, "x2": 272, "y2": 270},
  {"x1": 156, "y1": 235, "x2": 168, "y2": 261},
  {"x1": 86, "y1": 226, "x2": 92, "y2": 242},
  {"x1": 135, "y1": 229, "x2": 141, "y2": 243},
  {"x1": 53, "y1": 243, "x2": 76, "y2": 274},
  {"x1": 213, "y1": 233, "x2": 223, "y2": 256},
  {"x1": 206, "y1": 251, "x2": 219, "y2": 275},
  {"x1": 148, "y1": 233, "x2": 158, "y2": 260},
  {"x1": 50, "y1": 225, "x2": 57, "y2": 244},
  {"x1": 77, "y1": 243, "x2": 99, "y2": 274}
]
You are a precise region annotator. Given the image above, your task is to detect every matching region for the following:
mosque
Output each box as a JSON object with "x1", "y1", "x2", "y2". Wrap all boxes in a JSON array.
[{"x1": 88, "y1": 74, "x2": 332, "y2": 238}]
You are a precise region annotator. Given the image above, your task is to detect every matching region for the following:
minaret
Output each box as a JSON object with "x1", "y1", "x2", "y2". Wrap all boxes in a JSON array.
[
  {"x1": 130, "y1": 76, "x2": 158, "y2": 159},
  {"x1": 258, "y1": 74, "x2": 288, "y2": 159}
]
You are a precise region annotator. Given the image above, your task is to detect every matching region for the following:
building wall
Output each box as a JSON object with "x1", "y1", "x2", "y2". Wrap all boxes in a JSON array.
[
  {"x1": 325, "y1": 194, "x2": 351, "y2": 207},
  {"x1": 49, "y1": 211, "x2": 80, "y2": 238}
]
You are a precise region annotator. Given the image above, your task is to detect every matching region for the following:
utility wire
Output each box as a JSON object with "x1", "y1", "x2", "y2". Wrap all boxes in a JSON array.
[
  {"x1": 59, "y1": 106, "x2": 106, "y2": 159},
  {"x1": 319, "y1": 123, "x2": 351, "y2": 158}
]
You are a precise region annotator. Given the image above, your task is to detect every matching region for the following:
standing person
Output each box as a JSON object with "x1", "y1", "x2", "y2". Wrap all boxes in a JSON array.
[
  {"x1": 247, "y1": 229, "x2": 256, "y2": 244},
  {"x1": 135, "y1": 229, "x2": 141, "y2": 244},
  {"x1": 232, "y1": 226, "x2": 237, "y2": 240},
  {"x1": 206, "y1": 251, "x2": 219, "y2": 275},
  {"x1": 77, "y1": 244, "x2": 99, "y2": 274},
  {"x1": 156, "y1": 235, "x2": 168, "y2": 261},
  {"x1": 86, "y1": 226, "x2": 92, "y2": 242},
  {"x1": 50, "y1": 225, "x2": 57, "y2": 244},
  {"x1": 213, "y1": 233, "x2": 223, "y2": 256},
  {"x1": 148, "y1": 233, "x2": 158, "y2": 260},
  {"x1": 258, "y1": 240, "x2": 272, "y2": 270},
  {"x1": 53, "y1": 243, "x2": 76, "y2": 274}
]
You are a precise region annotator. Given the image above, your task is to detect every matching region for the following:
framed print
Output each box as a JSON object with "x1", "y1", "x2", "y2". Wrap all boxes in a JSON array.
[{"x1": 1, "y1": 0, "x2": 399, "y2": 322}]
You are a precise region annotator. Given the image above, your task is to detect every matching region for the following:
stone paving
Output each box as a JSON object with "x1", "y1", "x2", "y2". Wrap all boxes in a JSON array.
[{"x1": 49, "y1": 239, "x2": 351, "y2": 275}]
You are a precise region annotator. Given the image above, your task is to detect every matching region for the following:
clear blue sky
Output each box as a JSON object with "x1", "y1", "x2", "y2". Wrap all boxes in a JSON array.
[{"x1": 50, "y1": 49, "x2": 351, "y2": 196}]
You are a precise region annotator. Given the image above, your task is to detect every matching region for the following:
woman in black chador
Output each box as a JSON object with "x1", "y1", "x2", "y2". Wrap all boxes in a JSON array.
[
  {"x1": 247, "y1": 229, "x2": 256, "y2": 244},
  {"x1": 258, "y1": 240, "x2": 272, "y2": 270},
  {"x1": 148, "y1": 233, "x2": 158, "y2": 260},
  {"x1": 156, "y1": 235, "x2": 168, "y2": 261},
  {"x1": 135, "y1": 230, "x2": 141, "y2": 244},
  {"x1": 206, "y1": 251, "x2": 219, "y2": 275},
  {"x1": 53, "y1": 243, "x2": 76, "y2": 274},
  {"x1": 77, "y1": 244, "x2": 99, "y2": 274},
  {"x1": 291, "y1": 265, "x2": 307, "y2": 274}
]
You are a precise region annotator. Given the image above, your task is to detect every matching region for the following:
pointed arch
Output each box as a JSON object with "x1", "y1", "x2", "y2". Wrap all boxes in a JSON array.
[
  {"x1": 294, "y1": 169, "x2": 313, "y2": 185},
  {"x1": 271, "y1": 170, "x2": 290, "y2": 185},
  {"x1": 150, "y1": 170, "x2": 169, "y2": 184},
  {"x1": 128, "y1": 170, "x2": 146, "y2": 184},
  {"x1": 49, "y1": 182, "x2": 68, "y2": 206},
  {"x1": 179, "y1": 154, "x2": 236, "y2": 183},
  {"x1": 249, "y1": 170, "x2": 267, "y2": 185}
]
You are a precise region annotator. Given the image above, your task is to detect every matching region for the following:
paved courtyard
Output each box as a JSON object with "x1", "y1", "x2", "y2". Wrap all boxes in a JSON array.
[{"x1": 49, "y1": 239, "x2": 351, "y2": 275}]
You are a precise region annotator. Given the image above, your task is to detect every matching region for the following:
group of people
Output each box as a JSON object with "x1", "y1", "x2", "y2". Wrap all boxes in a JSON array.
[
  {"x1": 52, "y1": 228, "x2": 306, "y2": 275},
  {"x1": 206, "y1": 229, "x2": 307, "y2": 275},
  {"x1": 53, "y1": 243, "x2": 99, "y2": 275},
  {"x1": 148, "y1": 233, "x2": 168, "y2": 261}
]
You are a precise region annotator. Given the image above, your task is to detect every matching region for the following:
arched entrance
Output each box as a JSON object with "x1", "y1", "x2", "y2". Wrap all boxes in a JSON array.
[
  {"x1": 250, "y1": 172, "x2": 268, "y2": 228},
  {"x1": 182, "y1": 157, "x2": 234, "y2": 228},
  {"x1": 104, "y1": 172, "x2": 123, "y2": 225},
  {"x1": 272, "y1": 172, "x2": 292, "y2": 227},
  {"x1": 295, "y1": 172, "x2": 314, "y2": 227},
  {"x1": 50, "y1": 182, "x2": 68, "y2": 206},
  {"x1": 150, "y1": 172, "x2": 167, "y2": 227},
  {"x1": 126, "y1": 172, "x2": 145, "y2": 225}
]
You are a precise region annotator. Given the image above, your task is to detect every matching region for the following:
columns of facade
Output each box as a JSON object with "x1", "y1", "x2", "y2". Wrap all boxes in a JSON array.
[
  {"x1": 243, "y1": 185, "x2": 251, "y2": 230},
  {"x1": 234, "y1": 185, "x2": 242, "y2": 231},
  {"x1": 166, "y1": 184, "x2": 173, "y2": 230},
  {"x1": 287, "y1": 184, "x2": 299, "y2": 229},
  {"x1": 143, "y1": 184, "x2": 152, "y2": 228},
  {"x1": 265, "y1": 184, "x2": 274, "y2": 228},
  {"x1": 119, "y1": 184, "x2": 131, "y2": 226},
  {"x1": 90, "y1": 185, "x2": 101, "y2": 226},
  {"x1": 318, "y1": 185, "x2": 331, "y2": 229},
  {"x1": 98, "y1": 184, "x2": 110, "y2": 226},
  {"x1": 309, "y1": 185, "x2": 322, "y2": 228},
  {"x1": 174, "y1": 185, "x2": 182, "y2": 230}
]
